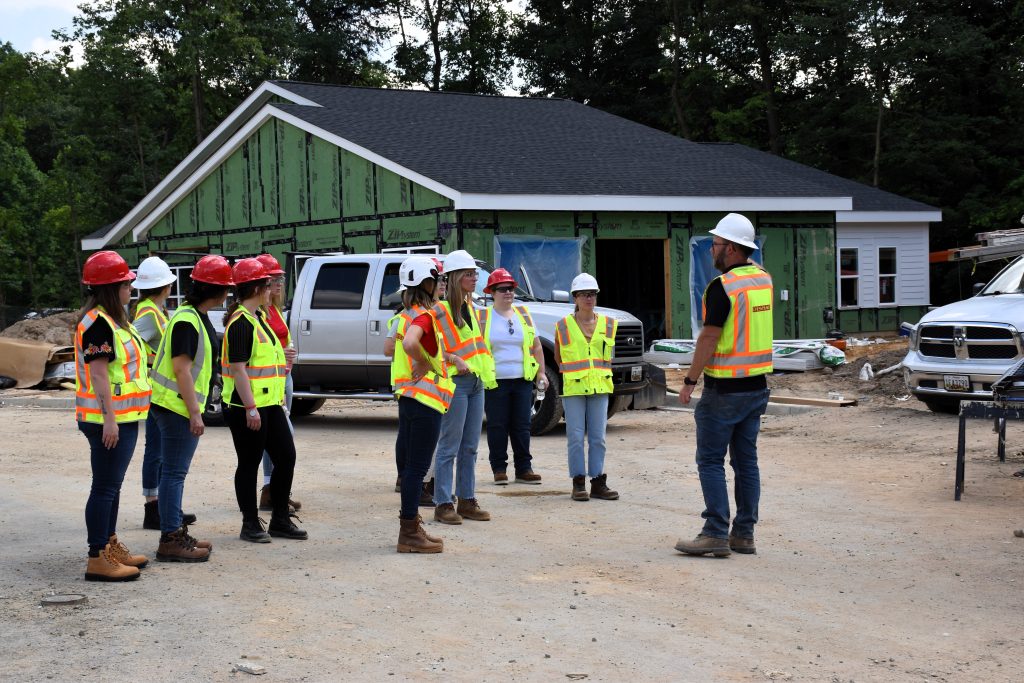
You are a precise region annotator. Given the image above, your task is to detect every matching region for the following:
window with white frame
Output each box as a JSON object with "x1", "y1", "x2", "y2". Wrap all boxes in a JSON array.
[
  {"x1": 878, "y1": 247, "x2": 897, "y2": 305},
  {"x1": 839, "y1": 248, "x2": 859, "y2": 308}
]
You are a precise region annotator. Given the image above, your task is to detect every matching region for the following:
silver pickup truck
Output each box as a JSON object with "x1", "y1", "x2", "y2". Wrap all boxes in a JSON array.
[{"x1": 286, "y1": 253, "x2": 647, "y2": 434}]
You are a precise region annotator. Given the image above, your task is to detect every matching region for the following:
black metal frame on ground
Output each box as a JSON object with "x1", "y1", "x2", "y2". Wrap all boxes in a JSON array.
[{"x1": 955, "y1": 401, "x2": 1024, "y2": 500}]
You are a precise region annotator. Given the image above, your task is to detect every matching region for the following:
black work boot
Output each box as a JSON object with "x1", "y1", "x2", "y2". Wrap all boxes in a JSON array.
[
  {"x1": 572, "y1": 475, "x2": 589, "y2": 501},
  {"x1": 419, "y1": 478, "x2": 436, "y2": 507},
  {"x1": 590, "y1": 473, "x2": 619, "y2": 500},
  {"x1": 143, "y1": 500, "x2": 160, "y2": 530},
  {"x1": 240, "y1": 517, "x2": 271, "y2": 543},
  {"x1": 268, "y1": 513, "x2": 308, "y2": 540}
]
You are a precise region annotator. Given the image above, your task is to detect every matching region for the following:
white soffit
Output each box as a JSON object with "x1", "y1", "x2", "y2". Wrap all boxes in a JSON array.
[
  {"x1": 455, "y1": 194, "x2": 852, "y2": 212},
  {"x1": 837, "y1": 210, "x2": 942, "y2": 223}
]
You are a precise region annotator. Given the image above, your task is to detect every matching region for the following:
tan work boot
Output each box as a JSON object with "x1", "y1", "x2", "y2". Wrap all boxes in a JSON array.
[
  {"x1": 590, "y1": 473, "x2": 619, "y2": 500},
  {"x1": 729, "y1": 533, "x2": 756, "y2": 554},
  {"x1": 572, "y1": 475, "x2": 589, "y2": 501},
  {"x1": 674, "y1": 534, "x2": 731, "y2": 557},
  {"x1": 107, "y1": 534, "x2": 148, "y2": 568},
  {"x1": 457, "y1": 497, "x2": 491, "y2": 521},
  {"x1": 434, "y1": 502, "x2": 463, "y2": 525},
  {"x1": 397, "y1": 516, "x2": 443, "y2": 553},
  {"x1": 156, "y1": 527, "x2": 211, "y2": 563},
  {"x1": 417, "y1": 515, "x2": 443, "y2": 545},
  {"x1": 85, "y1": 548, "x2": 140, "y2": 582}
]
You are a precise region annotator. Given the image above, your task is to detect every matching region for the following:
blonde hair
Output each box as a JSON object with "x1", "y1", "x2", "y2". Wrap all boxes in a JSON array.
[{"x1": 445, "y1": 269, "x2": 474, "y2": 327}]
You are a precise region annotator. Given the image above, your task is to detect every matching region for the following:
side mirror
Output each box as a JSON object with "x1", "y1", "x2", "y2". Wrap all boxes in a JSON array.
[
  {"x1": 551, "y1": 289, "x2": 571, "y2": 303},
  {"x1": 972, "y1": 282, "x2": 985, "y2": 296}
]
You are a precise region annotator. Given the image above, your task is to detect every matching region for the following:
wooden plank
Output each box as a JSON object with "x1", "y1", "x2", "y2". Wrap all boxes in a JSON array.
[{"x1": 769, "y1": 395, "x2": 857, "y2": 407}]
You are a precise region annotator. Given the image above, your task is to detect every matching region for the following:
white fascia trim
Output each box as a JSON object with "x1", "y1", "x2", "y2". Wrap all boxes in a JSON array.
[
  {"x1": 837, "y1": 210, "x2": 942, "y2": 223},
  {"x1": 268, "y1": 106, "x2": 460, "y2": 202},
  {"x1": 83, "y1": 82, "x2": 321, "y2": 250},
  {"x1": 454, "y1": 194, "x2": 852, "y2": 212}
]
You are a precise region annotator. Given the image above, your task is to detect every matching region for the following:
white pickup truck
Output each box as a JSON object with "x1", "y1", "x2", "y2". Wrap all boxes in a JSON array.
[
  {"x1": 902, "y1": 254, "x2": 1024, "y2": 413},
  {"x1": 284, "y1": 253, "x2": 648, "y2": 434}
]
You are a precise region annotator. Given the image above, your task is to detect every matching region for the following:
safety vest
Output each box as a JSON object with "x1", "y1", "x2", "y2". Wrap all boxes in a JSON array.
[
  {"x1": 390, "y1": 308, "x2": 455, "y2": 414},
  {"x1": 74, "y1": 307, "x2": 151, "y2": 423},
  {"x1": 221, "y1": 307, "x2": 287, "y2": 408},
  {"x1": 149, "y1": 305, "x2": 214, "y2": 418},
  {"x1": 133, "y1": 298, "x2": 168, "y2": 363},
  {"x1": 702, "y1": 264, "x2": 774, "y2": 378},
  {"x1": 478, "y1": 305, "x2": 540, "y2": 382},
  {"x1": 429, "y1": 301, "x2": 497, "y2": 389},
  {"x1": 389, "y1": 304, "x2": 428, "y2": 388},
  {"x1": 555, "y1": 314, "x2": 616, "y2": 396}
]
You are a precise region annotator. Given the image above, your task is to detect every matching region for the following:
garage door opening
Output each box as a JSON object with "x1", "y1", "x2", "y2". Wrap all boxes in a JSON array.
[{"x1": 595, "y1": 239, "x2": 666, "y2": 340}]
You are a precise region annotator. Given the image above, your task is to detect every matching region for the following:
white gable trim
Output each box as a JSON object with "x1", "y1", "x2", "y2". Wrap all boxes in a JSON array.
[
  {"x1": 82, "y1": 82, "x2": 321, "y2": 250},
  {"x1": 837, "y1": 210, "x2": 941, "y2": 223},
  {"x1": 456, "y1": 194, "x2": 851, "y2": 212}
]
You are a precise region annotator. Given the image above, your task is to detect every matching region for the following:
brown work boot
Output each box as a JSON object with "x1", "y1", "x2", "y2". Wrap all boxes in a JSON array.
[
  {"x1": 590, "y1": 473, "x2": 619, "y2": 500},
  {"x1": 572, "y1": 475, "x2": 589, "y2": 501},
  {"x1": 493, "y1": 472, "x2": 509, "y2": 485},
  {"x1": 107, "y1": 534, "x2": 148, "y2": 568},
  {"x1": 397, "y1": 516, "x2": 443, "y2": 553},
  {"x1": 417, "y1": 515, "x2": 443, "y2": 544},
  {"x1": 85, "y1": 548, "x2": 140, "y2": 582},
  {"x1": 515, "y1": 470, "x2": 542, "y2": 484},
  {"x1": 418, "y1": 480, "x2": 435, "y2": 507},
  {"x1": 433, "y1": 502, "x2": 463, "y2": 525},
  {"x1": 156, "y1": 527, "x2": 211, "y2": 563},
  {"x1": 395, "y1": 476, "x2": 402, "y2": 493},
  {"x1": 457, "y1": 497, "x2": 491, "y2": 521},
  {"x1": 674, "y1": 534, "x2": 731, "y2": 557},
  {"x1": 259, "y1": 485, "x2": 299, "y2": 513},
  {"x1": 728, "y1": 533, "x2": 756, "y2": 555},
  {"x1": 180, "y1": 524, "x2": 213, "y2": 551}
]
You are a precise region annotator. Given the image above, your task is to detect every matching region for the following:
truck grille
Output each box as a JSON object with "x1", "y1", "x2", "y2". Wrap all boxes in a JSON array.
[
  {"x1": 614, "y1": 324, "x2": 644, "y2": 362},
  {"x1": 918, "y1": 323, "x2": 1020, "y2": 360}
]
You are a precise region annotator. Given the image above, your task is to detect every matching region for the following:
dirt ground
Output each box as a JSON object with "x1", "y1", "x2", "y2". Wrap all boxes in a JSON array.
[{"x1": 1, "y1": 347, "x2": 1023, "y2": 682}]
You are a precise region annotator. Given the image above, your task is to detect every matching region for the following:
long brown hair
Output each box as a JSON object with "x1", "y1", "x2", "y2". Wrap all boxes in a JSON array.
[
  {"x1": 445, "y1": 269, "x2": 474, "y2": 327},
  {"x1": 406, "y1": 280, "x2": 435, "y2": 310},
  {"x1": 77, "y1": 283, "x2": 129, "y2": 329},
  {"x1": 223, "y1": 279, "x2": 268, "y2": 326}
]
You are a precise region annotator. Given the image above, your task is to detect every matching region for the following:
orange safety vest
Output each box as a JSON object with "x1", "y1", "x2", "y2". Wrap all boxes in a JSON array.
[
  {"x1": 74, "y1": 307, "x2": 151, "y2": 423},
  {"x1": 391, "y1": 309, "x2": 455, "y2": 413},
  {"x1": 429, "y1": 301, "x2": 497, "y2": 389},
  {"x1": 702, "y1": 264, "x2": 774, "y2": 378}
]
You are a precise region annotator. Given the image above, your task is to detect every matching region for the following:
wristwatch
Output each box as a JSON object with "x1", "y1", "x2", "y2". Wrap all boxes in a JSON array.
[
  {"x1": 683, "y1": 376, "x2": 699, "y2": 386},
  {"x1": 247, "y1": 407, "x2": 258, "y2": 418}
]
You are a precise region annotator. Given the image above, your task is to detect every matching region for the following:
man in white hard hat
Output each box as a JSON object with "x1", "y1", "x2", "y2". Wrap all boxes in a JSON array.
[{"x1": 675, "y1": 213, "x2": 773, "y2": 558}]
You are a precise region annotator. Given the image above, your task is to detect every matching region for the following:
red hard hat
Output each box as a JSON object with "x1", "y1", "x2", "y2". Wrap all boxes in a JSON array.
[
  {"x1": 484, "y1": 268, "x2": 517, "y2": 294},
  {"x1": 431, "y1": 257, "x2": 444, "y2": 275},
  {"x1": 232, "y1": 258, "x2": 269, "y2": 285},
  {"x1": 82, "y1": 250, "x2": 135, "y2": 286},
  {"x1": 191, "y1": 255, "x2": 234, "y2": 286},
  {"x1": 256, "y1": 253, "x2": 285, "y2": 275}
]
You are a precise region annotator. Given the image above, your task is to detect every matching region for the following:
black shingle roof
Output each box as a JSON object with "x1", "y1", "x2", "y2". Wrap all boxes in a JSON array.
[
  {"x1": 271, "y1": 81, "x2": 842, "y2": 199},
  {"x1": 700, "y1": 142, "x2": 938, "y2": 212}
]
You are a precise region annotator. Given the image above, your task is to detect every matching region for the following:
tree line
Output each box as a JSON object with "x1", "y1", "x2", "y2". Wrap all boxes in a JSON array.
[{"x1": 2, "y1": 0, "x2": 1023, "y2": 312}]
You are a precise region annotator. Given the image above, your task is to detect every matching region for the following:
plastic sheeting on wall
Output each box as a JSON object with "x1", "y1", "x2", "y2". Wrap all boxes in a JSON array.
[
  {"x1": 494, "y1": 235, "x2": 584, "y2": 300},
  {"x1": 689, "y1": 235, "x2": 764, "y2": 333}
]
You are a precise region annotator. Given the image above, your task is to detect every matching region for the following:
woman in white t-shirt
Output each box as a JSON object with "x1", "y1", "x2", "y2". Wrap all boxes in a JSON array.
[{"x1": 480, "y1": 269, "x2": 546, "y2": 484}]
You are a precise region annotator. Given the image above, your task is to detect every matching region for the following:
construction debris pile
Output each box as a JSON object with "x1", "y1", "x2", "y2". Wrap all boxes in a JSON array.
[
  {"x1": 0, "y1": 312, "x2": 78, "y2": 390},
  {"x1": 0, "y1": 311, "x2": 77, "y2": 346}
]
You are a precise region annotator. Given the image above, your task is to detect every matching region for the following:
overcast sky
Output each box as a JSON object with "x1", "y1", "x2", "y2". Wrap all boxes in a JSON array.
[{"x1": 1, "y1": 0, "x2": 81, "y2": 58}]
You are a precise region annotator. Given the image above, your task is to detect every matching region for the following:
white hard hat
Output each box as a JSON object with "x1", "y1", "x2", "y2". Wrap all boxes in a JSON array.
[
  {"x1": 443, "y1": 249, "x2": 477, "y2": 272},
  {"x1": 133, "y1": 256, "x2": 177, "y2": 289},
  {"x1": 709, "y1": 213, "x2": 758, "y2": 250},
  {"x1": 399, "y1": 255, "x2": 440, "y2": 289},
  {"x1": 570, "y1": 273, "x2": 600, "y2": 294}
]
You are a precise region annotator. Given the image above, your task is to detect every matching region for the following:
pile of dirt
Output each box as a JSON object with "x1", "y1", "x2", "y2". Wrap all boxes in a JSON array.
[
  {"x1": 768, "y1": 341, "x2": 912, "y2": 406},
  {"x1": 0, "y1": 312, "x2": 78, "y2": 346}
]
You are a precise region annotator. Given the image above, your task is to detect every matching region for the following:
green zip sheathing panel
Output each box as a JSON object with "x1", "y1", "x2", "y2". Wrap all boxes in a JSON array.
[
  {"x1": 342, "y1": 150, "x2": 375, "y2": 217},
  {"x1": 793, "y1": 225, "x2": 836, "y2": 339},
  {"x1": 222, "y1": 230, "x2": 263, "y2": 257},
  {"x1": 345, "y1": 233, "x2": 377, "y2": 254},
  {"x1": 497, "y1": 211, "x2": 574, "y2": 237},
  {"x1": 249, "y1": 122, "x2": 279, "y2": 227},
  {"x1": 150, "y1": 214, "x2": 173, "y2": 238},
  {"x1": 415, "y1": 185, "x2": 452, "y2": 211},
  {"x1": 309, "y1": 136, "x2": 340, "y2": 221},
  {"x1": 171, "y1": 195, "x2": 195, "y2": 235},
  {"x1": 383, "y1": 215, "x2": 437, "y2": 244},
  {"x1": 277, "y1": 121, "x2": 309, "y2": 224},
  {"x1": 669, "y1": 227, "x2": 690, "y2": 338},
  {"x1": 463, "y1": 228, "x2": 494, "y2": 263},
  {"x1": 594, "y1": 212, "x2": 668, "y2": 239},
  {"x1": 115, "y1": 246, "x2": 139, "y2": 267},
  {"x1": 376, "y1": 167, "x2": 412, "y2": 214},
  {"x1": 760, "y1": 226, "x2": 796, "y2": 339},
  {"x1": 221, "y1": 146, "x2": 250, "y2": 230},
  {"x1": 295, "y1": 223, "x2": 342, "y2": 252},
  {"x1": 194, "y1": 171, "x2": 222, "y2": 232},
  {"x1": 837, "y1": 305, "x2": 926, "y2": 333},
  {"x1": 579, "y1": 229, "x2": 595, "y2": 276}
]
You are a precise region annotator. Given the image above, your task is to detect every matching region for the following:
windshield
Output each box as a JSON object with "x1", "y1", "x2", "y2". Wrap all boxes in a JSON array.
[
  {"x1": 470, "y1": 262, "x2": 538, "y2": 301},
  {"x1": 978, "y1": 256, "x2": 1024, "y2": 295}
]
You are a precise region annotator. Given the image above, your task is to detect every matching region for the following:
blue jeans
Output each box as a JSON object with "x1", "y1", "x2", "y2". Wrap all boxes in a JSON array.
[
  {"x1": 397, "y1": 397, "x2": 442, "y2": 518},
  {"x1": 152, "y1": 406, "x2": 201, "y2": 533},
  {"x1": 485, "y1": 378, "x2": 534, "y2": 474},
  {"x1": 434, "y1": 374, "x2": 484, "y2": 505},
  {"x1": 261, "y1": 374, "x2": 294, "y2": 484},
  {"x1": 141, "y1": 409, "x2": 161, "y2": 496},
  {"x1": 562, "y1": 393, "x2": 609, "y2": 478},
  {"x1": 80, "y1": 421, "x2": 139, "y2": 552},
  {"x1": 693, "y1": 386, "x2": 771, "y2": 539}
]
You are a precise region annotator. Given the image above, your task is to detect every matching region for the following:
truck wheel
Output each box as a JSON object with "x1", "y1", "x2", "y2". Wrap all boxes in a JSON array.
[
  {"x1": 202, "y1": 374, "x2": 225, "y2": 427},
  {"x1": 606, "y1": 394, "x2": 632, "y2": 420},
  {"x1": 530, "y1": 366, "x2": 563, "y2": 435},
  {"x1": 291, "y1": 397, "x2": 326, "y2": 418},
  {"x1": 921, "y1": 397, "x2": 961, "y2": 415}
]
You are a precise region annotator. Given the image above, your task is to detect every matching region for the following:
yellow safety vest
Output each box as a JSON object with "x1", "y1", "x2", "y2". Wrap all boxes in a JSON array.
[
  {"x1": 429, "y1": 301, "x2": 497, "y2": 389},
  {"x1": 150, "y1": 305, "x2": 214, "y2": 418},
  {"x1": 133, "y1": 298, "x2": 168, "y2": 363},
  {"x1": 74, "y1": 307, "x2": 151, "y2": 423},
  {"x1": 390, "y1": 309, "x2": 455, "y2": 414},
  {"x1": 555, "y1": 314, "x2": 616, "y2": 396},
  {"x1": 221, "y1": 307, "x2": 287, "y2": 408},
  {"x1": 478, "y1": 305, "x2": 540, "y2": 382},
  {"x1": 389, "y1": 304, "x2": 429, "y2": 388},
  {"x1": 702, "y1": 264, "x2": 774, "y2": 378}
]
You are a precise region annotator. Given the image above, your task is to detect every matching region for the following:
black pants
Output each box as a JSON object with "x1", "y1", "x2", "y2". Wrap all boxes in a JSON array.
[
  {"x1": 397, "y1": 397, "x2": 442, "y2": 519},
  {"x1": 485, "y1": 378, "x2": 534, "y2": 474},
  {"x1": 226, "y1": 404, "x2": 295, "y2": 520}
]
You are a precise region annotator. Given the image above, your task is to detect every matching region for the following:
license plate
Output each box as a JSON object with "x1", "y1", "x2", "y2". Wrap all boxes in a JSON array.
[
  {"x1": 630, "y1": 366, "x2": 643, "y2": 382},
  {"x1": 943, "y1": 374, "x2": 970, "y2": 392}
]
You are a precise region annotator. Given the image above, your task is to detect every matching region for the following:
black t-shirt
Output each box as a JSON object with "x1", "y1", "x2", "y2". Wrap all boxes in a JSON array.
[
  {"x1": 702, "y1": 264, "x2": 768, "y2": 393},
  {"x1": 226, "y1": 311, "x2": 277, "y2": 405},
  {"x1": 81, "y1": 317, "x2": 116, "y2": 364},
  {"x1": 169, "y1": 310, "x2": 218, "y2": 363}
]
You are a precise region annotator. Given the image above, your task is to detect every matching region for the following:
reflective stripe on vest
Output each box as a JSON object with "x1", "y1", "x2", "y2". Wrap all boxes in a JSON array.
[
  {"x1": 390, "y1": 314, "x2": 455, "y2": 413},
  {"x1": 702, "y1": 265, "x2": 774, "y2": 378},
  {"x1": 74, "y1": 307, "x2": 152, "y2": 423},
  {"x1": 389, "y1": 305, "x2": 429, "y2": 389},
  {"x1": 221, "y1": 308, "x2": 287, "y2": 407},
  {"x1": 134, "y1": 299, "x2": 168, "y2": 360},
  {"x1": 556, "y1": 314, "x2": 616, "y2": 396},
  {"x1": 149, "y1": 305, "x2": 213, "y2": 417},
  {"x1": 479, "y1": 305, "x2": 540, "y2": 382},
  {"x1": 429, "y1": 301, "x2": 497, "y2": 389}
]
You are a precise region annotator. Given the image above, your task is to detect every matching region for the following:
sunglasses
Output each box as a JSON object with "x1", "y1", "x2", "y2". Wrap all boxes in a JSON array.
[
  {"x1": 493, "y1": 286, "x2": 515, "y2": 294},
  {"x1": 507, "y1": 318, "x2": 515, "y2": 335}
]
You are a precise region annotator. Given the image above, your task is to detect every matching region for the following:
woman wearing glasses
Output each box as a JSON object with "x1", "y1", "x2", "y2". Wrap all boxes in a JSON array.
[
  {"x1": 479, "y1": 269, "x2": 546, "y2": 485},
  {"x1": 555, "y1": 273, "x2": 619, "y2": 502}
]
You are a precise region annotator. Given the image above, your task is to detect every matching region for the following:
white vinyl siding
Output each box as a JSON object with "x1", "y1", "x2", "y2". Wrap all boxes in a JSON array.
[{"x1": 835, "y1": 223, "x2": 930, "y2": 308}]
